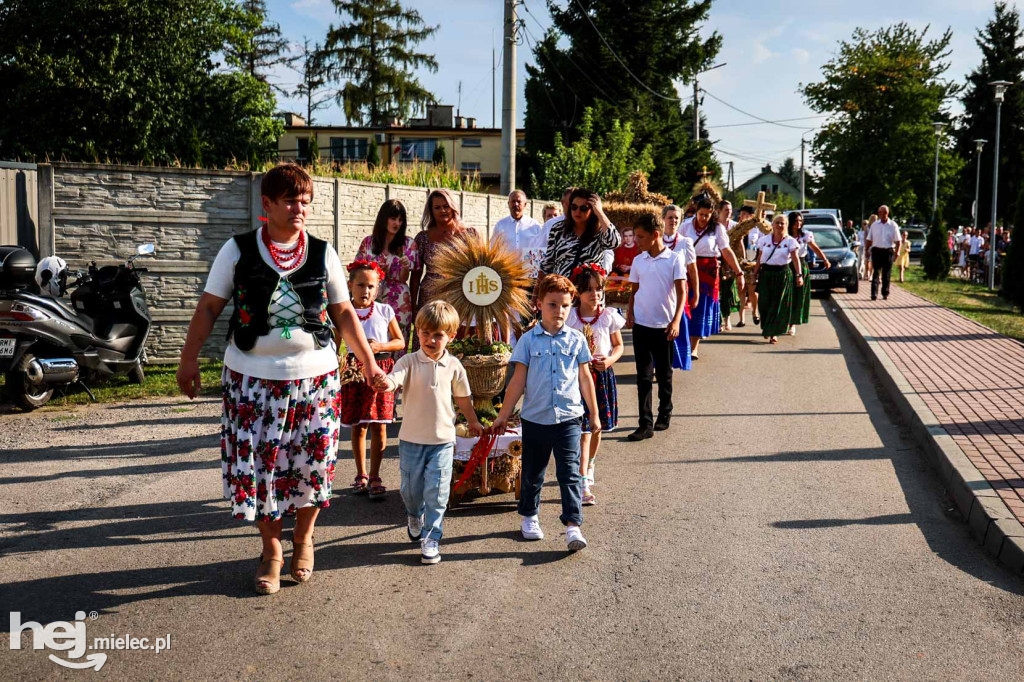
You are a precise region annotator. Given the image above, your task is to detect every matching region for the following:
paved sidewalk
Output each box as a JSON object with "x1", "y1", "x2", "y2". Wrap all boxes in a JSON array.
[{"x1": 834, "y1": 284, "x2": 1024, "y2": 538}]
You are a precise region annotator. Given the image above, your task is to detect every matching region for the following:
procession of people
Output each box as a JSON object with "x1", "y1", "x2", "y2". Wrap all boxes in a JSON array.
[{"x1": 175, "y1": 163, "x2": 832, "y2": 593}]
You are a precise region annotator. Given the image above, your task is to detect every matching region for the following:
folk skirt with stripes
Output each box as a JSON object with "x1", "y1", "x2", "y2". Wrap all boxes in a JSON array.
[{"x1": 691, "y1": 257, "x2": 721, "y2": 338}]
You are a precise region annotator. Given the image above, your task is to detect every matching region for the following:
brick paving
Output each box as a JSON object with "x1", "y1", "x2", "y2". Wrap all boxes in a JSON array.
[{"x1": 834, "y1": 284, "x2": 1024, "y2": 525}]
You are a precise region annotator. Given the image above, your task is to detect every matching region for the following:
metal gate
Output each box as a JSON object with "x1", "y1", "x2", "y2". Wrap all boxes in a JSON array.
[{"x1": 0, "y1": 161, "x2": 39, "y2": 255}]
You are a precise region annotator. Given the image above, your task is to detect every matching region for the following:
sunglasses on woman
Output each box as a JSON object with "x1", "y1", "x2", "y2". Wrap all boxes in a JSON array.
[{"x1": 571, "y1": 203, "x2": 592, "y2": 213}]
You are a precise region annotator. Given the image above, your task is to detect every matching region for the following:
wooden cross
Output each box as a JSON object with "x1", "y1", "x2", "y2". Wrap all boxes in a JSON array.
[{"x1": 742, "y1": 191, "x2": 777, "y2": 224}]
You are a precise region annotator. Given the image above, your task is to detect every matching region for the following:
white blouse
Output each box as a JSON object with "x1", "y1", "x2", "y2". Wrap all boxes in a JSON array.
[
  {"x1": 795, "y1": 231, "x2": 815, "y2": 258},
  {"x1": 354, "y1": 302, "x2": 396, "y2": 347},
  {"x1": 664, "y1": 232, "x2": 697, "y2": 266},
  {"x1": 681, "y1": 219, "x2": 730, "y2": 258},
  {"x1": 567, "y1": 307, "x2": 626, "y2": 358},
  {"x1": 757, "y1": 234, "x2": 800, "y2": 266}
]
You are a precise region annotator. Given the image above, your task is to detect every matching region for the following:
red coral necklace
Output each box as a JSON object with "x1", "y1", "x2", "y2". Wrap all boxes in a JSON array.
[
  {"x1": 356, "y1": 303, "x2": 375, "y2": 321},
  {"x1": 262, "y1": 227, "x2": 306, "y2": 269}
]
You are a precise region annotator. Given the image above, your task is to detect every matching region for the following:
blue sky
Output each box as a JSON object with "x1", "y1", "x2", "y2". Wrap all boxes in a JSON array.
[{"x1": 266, "y1": 0, "x2": 1019, "y2": 186}]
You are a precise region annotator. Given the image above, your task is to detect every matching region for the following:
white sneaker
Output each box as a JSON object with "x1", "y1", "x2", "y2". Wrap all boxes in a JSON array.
[
  {"x1": 407, "y1": 515, "x2": 423, "y2": 542},
  {"x1": 587, "y1": 461, "x2": 595, "y2": 486},
  {"x1": 787, "y1": 326, "x2": 796, "y2": 336},
  {"x1": 566, "y1": 525, "x2": 588, "y2": 552},
  {"x1": 420, "y1": 538, "x2": 441, "y2": 564},
  {"x1": 520, "y1": 515, "x2": 544, "y2": 540}
]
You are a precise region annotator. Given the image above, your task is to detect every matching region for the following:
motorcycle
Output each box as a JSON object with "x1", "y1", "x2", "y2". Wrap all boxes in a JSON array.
[{"x1": 0, "y1": 243, "x2": 155, "y2": 410}]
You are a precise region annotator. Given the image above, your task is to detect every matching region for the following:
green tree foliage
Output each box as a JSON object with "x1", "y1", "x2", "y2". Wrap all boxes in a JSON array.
[
  {"x1": 523, "y1": 0, "x2": 721, "y2": 202},
  {"x1": 777, "y1": 157, "x2": 800, "y2": 190},
  {"x1": 366, "y1": 137, "x2": 381, "y2": 167},
  {"x1": 922, "y1": 220, "x2": 951, "y2": 280},
  {"x1": 0, "y1": 0, "x2": 282, "y2": 165},
  {"x1": 309, "y1": 133, "x2": 320, "y2": 163},
  {"x1": 323, "y1": 0, "x2": 438, "y2": 126},
  {"x1": 802, "y1": 23, "x2": 963, "y2": 224},
  {"x1": 530, "y1": 108, "x2": 654, "y2": 198},
  {"x1": 225, "y1": 0, "x2": 297, "y2": 96},
  {"x1": 432, "y1": 142, "x2": 448, "y2": 168},
  {"x1": 953, "y1": 2, "x2": 1024, "y2": 227},
  {"x1": 1002, "y1": 184, "x2": 1024, "y2": 308},
  {"x1": 291, "y1": 37, "x2": 332, "y2": 124}
]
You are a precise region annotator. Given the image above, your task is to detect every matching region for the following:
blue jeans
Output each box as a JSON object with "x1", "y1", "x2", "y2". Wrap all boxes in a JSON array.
[
  {"x1": 518, "y1": 419, "x2": 583, "y2": 526},
  {"x1": 399, "y1": 440, "x2": 454, "y2": 541}
]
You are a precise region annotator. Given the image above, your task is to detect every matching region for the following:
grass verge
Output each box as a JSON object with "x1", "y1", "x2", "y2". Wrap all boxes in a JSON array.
[
  {"x1": 0, "y1": 361, "x2": 223, "y2": 410},
  {"x1": 898, "y1": 265, "x2": 1024, "y2": 343}
]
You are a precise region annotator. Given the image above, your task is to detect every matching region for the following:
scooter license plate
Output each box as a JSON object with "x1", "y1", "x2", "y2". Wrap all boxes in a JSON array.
[{"x1": 0, "y1": 338, "x2": 14, "y2": 357}]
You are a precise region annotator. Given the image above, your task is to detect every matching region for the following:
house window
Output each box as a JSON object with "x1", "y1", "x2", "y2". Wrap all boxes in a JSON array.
[
  {"x1": 330, "y1": 137, "x2": 368, "y2": 161},
  {"x1": 771, "y1": 184, "x2": 779, "y2": 194},
  {"x1": 296, "y1": 137, "x2": 310, "y2": 162},
  {"x1": 516, "y1": 137, "x2": 525, "y2": 147},
  {"x1": 461, "y1": 162, "x2": 482, "y2": 172},
  {"x1": 461, "y1": 137, "x2": 482, "y2": 147},
  {"x1": 760, "y1": 183, "x2": 768, "y2": 193},
  {"x1": 399, "y1": 138, "x2": 437, "y2": 161}
]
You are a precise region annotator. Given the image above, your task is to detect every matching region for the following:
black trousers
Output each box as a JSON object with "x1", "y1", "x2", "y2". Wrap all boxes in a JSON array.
[
  {"x1": 632, "y1": 324, "x2": 673, "y2": 429},
  {"x1": 871, "y1": 247, "x2": 895, "y2": 299}
]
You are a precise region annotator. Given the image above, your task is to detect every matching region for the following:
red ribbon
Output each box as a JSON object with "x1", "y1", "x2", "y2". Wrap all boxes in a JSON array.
[{"x1": 454, "y1": 433, "x2": 498, "y2": 490}]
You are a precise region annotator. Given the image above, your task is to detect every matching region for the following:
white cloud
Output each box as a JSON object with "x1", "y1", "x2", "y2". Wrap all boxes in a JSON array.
[
  {"x1": 752, "y1": 41, "x2": 774, "y2": 64},
  {"x1": 792, "y1": 48, "x2": 811, "y2": 64}
]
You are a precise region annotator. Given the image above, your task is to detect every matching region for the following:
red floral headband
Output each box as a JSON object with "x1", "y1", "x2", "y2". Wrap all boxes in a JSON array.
[
  {"x1": 571, "y1": 263, "x2": 606, "y2": 278},
  {"x1": 347, "y1": 259, "x2": 386, "y2": 280}
]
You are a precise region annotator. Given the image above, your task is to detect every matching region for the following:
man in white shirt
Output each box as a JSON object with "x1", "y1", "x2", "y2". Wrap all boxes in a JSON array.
[
  {"x1": 865, "y1": 204, "x2": 901, "y2": 301},
  {"x1": 491, "y1": 189, "x2": 548, "y2": 279}
]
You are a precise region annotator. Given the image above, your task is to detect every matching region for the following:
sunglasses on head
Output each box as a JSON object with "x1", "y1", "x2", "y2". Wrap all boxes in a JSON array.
[{"x1": 571, "y1": 203, "x2": 592, "y2": 212}]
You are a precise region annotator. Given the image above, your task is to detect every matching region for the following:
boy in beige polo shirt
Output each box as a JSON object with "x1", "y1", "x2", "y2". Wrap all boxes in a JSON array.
[{"x1": 375, "y1": 301, "x2": 483, "y2": 564}]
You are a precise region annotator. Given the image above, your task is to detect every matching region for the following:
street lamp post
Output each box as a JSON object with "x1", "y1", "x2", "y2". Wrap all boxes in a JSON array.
[
  {"x1": 988, "y1": 80, "x2": 1013, "y2": 291},
  {"x1": 972, "y1": 139, "x2": 986, "y2": 231},
  {"x1": 932, "y1": 121, "x2": 945, "y2": 226}
]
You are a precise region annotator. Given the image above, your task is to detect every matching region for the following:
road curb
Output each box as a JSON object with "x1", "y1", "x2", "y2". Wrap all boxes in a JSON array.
[{"x1": 831, "y1": 293, "x2": 1024, "y2": 575}]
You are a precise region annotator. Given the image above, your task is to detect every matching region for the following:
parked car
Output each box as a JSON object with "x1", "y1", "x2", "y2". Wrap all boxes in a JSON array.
[
  {"x1": 902, "y1": 226, "x2": 928, "y2": 257},
  {"x1": 799, "y1": 209, "x2": 844, "y2": 230},
  {"x1": 802, "y1": 226, "x2": 859, "y2": 293}
]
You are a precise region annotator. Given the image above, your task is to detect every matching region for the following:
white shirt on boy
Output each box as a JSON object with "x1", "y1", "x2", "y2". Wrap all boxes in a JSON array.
[{"x1": 628, "y1": 247, "x2": 686, "y2": 328}]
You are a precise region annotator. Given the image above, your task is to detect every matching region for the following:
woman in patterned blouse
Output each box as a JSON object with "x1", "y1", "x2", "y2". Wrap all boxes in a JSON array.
[{"x1": 535, "y1": 188, "x2": 621, "y2": 302}]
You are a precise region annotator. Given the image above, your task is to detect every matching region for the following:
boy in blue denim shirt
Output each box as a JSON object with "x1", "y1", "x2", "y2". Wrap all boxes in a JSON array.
[{"x1": 491, "y1": 274, "x2": 601, "y2": 551}]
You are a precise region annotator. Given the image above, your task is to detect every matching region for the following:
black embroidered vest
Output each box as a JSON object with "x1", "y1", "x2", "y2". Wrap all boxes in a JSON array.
[{"x1": 226, "y1": 230, "x2": 332, "y2": 351}]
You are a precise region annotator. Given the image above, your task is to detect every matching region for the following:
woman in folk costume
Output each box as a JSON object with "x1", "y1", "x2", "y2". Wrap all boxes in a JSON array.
[
  {"x1": 680, "y1": 195, "x2": 745, "y2": 360},
  {"x1": 176, "y1": 163, "x2": 384, "y2": 595},
  {"x1": 716, "y1": 200, "x2": 741, "y2": 331},
  {"x1": 753, "y1": 214, "x2": 803, "y2": 344},
  {"x1": 787, "y1": 211, "x2": 830, "y2": 335}
]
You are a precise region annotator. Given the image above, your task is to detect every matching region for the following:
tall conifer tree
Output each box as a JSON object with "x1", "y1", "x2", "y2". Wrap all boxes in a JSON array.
[{"x1": 323, "y1": 0, "x2": 439, "y2": 126}]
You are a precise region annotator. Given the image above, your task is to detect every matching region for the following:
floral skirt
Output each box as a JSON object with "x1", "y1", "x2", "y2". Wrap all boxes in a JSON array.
[
  {"x1": 790, "y1": 258, "x2": 811, "y2": 326},
  {"x1": 582, "y1": 368, "x2": 618, "y2": 434},
  {"x1": 339, "y1": 356, "x2": 395, "y2": 426},
  {"x1": 221, "y1": 367, "x2": 342, "y2": 522}
]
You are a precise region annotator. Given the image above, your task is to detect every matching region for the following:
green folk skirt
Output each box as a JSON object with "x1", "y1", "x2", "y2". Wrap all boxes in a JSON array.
[
  {"x1": 756, "y1": 265, "x2": 793, "y2": 337},
  {"x1": 719, "y1": 274, "x2": 741, "y2": 318},
  {"x1": 790, "y1": 257, "x2": 811, "y2": 325}
]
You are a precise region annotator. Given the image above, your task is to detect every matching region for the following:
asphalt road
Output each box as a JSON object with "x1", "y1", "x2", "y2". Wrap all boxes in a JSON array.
[{"x1": 1, "y1": 299, "x2": 1023, "y2": 681}]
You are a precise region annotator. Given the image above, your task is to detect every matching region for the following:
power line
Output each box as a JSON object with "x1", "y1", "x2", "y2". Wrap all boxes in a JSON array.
[
  {"x1": 708, "y1": 115, "x2": 826, "y2": 129},
  {"x1": 570, "y1": 0, "x2": 684, "y2": 102},
  {"x1": 700, "y1": 87, "x2": 818, "y2": 130}
]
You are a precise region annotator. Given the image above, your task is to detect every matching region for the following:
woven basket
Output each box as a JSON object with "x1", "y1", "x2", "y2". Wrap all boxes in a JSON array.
[{"x1": 459, "y1": 352, "x2": 510, "y2": 399}]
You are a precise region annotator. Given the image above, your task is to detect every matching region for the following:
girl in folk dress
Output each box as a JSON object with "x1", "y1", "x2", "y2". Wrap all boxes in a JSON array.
[
  {"x1": 342, "y1": 261, "x2": 405, "y2": 499},
  {"x1": 355, "y1": 200, "x2": 418, "y2": 357},
  {"x1": 661, "y1": 204, "x2": 699, "y2": 370},
  {"x1": 681, "y1": 195, "x2": 745, "y2": 360},
  {"x1": 567, "y1": 265, "x2": 624, "y2": 506}
]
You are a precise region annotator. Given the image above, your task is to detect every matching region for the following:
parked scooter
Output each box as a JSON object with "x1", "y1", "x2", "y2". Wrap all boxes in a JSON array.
[{"x1": 0, "y1": 244, "x2": 155, "y2": 410}]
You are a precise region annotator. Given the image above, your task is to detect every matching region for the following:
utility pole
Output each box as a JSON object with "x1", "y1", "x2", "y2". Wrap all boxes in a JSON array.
[
  {"x1": 800, "y1": 137, "x2": 806, "y2": 210},
  {"x1": 492, "y1": 30, "x2": 496, "y2": 129},
  {"x1": 693, "y1": 78, "x2": 700, "y2": 143},
  {"x1": 727, "y1": 161, "x2": 734, "y2": 193},
  {"x1": 500, "y1": 0, "x2": 517, "y2": 195}
]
